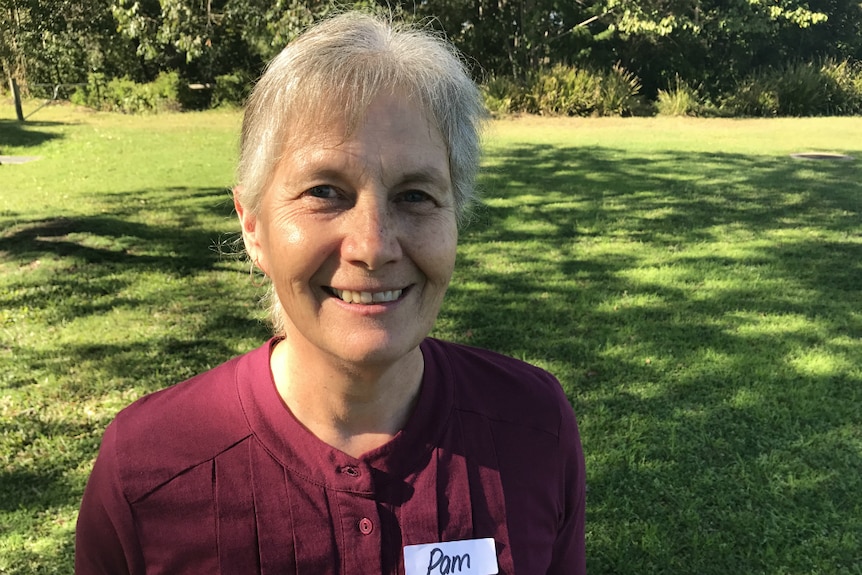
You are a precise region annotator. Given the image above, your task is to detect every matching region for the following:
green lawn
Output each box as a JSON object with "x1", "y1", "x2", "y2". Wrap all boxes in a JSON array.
[{"x1": 2, "y1": 103, "x2": 861, "y2": 574}]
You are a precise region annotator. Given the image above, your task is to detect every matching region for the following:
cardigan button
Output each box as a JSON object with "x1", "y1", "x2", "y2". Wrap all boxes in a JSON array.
[{"x1": 359, "y1": 517, "x2": 373, "y2": 535}]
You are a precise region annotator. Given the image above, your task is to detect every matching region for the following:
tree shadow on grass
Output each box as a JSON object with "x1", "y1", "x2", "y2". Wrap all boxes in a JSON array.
[
  {"x1": 0, "y1": 184, "x2": 269, "y2": 565},
  {"x1": 0, "y1": 214, "x2": 221, "y2": 271},
  {"x1": 0, "y1": 184, "x2": 268, "y2": 383},
  {"x1": 0, "y1": 184, "x2": 237, "y2": 268},
  {"x1": 0, "y1": 119, "x2": 66, "y2": 150},
  {"x1": 2, "y1": 145, "x2": 861, "y2": 574},
  {"x1": 437, "y1": 144, "x2": 862, "y2": 574}
]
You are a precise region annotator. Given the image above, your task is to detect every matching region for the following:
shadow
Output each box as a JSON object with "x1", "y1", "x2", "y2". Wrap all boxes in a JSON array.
[
  {"x1": 2, "y1": 143, "x2": 861, "y2": 574},
  {"x1": 0, "y1": 184, "x2": 235, "y2": 266},
  {"x1": 0, "y1": 119, "x2": 66, "y2": 149},
  {"x1": 0, "y1": 183, "x2": 270, "y2": 561},
  {"x1": 432, "y1": 144, "x2": 862, "y2": 574}
]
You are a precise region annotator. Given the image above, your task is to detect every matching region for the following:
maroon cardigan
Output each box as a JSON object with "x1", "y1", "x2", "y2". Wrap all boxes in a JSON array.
[{"x1": 76, "y1": 338, "x2": 585, "y2": 574}]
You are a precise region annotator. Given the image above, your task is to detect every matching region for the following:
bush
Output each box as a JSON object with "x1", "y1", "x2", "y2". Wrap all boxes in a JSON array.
[
  {"x1": 528, "y1": 65, "x2": 603, "y2": 116},
  {"x1": 212, "y1": 71, "x2": 254, "y2": 108},
  {"x1": 657, "y1": 76, "x2": 705, "y2": 116},
  {"x1": 821, "y1": 59, "x2": 862, "y2": 115},
  {"x1": 70, "y1": 73, "x2": 107, "y2": 109},
  {"x1": 599, "y1": 63, "x2": 643, "y2": 116},
  {"x1": 72, "y1": 71, "x2": 183, "y2": 114},
  {"x1": 721, "y1": 77, "x2": 779, "y2": 117},
  {"x1": 480, "y1": 65, "x2": 645, "y2": 117},
  {"x1": 721, "y1": 60, "x2": 862, "y2": 117},
  {"x1": 773, "y1": 62, "x2": 832, "y2": 116},
  {"x1": 482, "y1": 75, "x2": 522, "y2": 115}
]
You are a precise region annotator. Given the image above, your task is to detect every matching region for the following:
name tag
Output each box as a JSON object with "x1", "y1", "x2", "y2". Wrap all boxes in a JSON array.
[{"x1": 404, "y1": 538, "x2": 498, "y2": 575}]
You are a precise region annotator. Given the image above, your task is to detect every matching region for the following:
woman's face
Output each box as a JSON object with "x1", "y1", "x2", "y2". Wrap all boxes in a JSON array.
[{"x1": 237, "y1": 91, "x2": 458, "y2": 368}]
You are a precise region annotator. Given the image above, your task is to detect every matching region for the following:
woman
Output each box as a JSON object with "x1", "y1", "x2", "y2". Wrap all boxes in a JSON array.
[{"x1": 76, "y1": 12, "x2": 585, "y2": 575}]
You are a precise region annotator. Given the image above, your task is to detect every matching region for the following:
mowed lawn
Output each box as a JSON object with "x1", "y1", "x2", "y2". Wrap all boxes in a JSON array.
[{"x1": 2, "y1": 103, "x2": 861, "y2": 574}]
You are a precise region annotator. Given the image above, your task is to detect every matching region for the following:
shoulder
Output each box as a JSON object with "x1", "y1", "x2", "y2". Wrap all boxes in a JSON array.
[
  {"x1": 103, "y1": 343, "x2": 269, "y2": 502},
  {"x1": 421, "y1": 338, "x2": 573, "y2": 438}
]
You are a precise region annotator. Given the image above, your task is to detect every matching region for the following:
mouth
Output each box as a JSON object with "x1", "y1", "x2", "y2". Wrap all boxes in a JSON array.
[{"x1": 324, "y1": 286, "x2": 405, "y2": 305}]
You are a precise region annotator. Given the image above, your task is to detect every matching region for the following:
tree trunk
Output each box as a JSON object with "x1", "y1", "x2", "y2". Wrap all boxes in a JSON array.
[{"x1": 9, "y1": 77, "x2": 24, "y2": 122}]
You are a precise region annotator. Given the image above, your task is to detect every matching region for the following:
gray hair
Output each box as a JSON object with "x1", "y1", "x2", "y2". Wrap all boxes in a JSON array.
[{"x1": 235, "y1": 11, "x2": 486, "y2": 335}]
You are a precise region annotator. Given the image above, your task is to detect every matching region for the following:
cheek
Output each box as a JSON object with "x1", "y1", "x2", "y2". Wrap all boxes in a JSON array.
[
  {"x1": 267, "y1": 207, "x2": 309, "y2": 246},
  {"x1": 257, "y1": 215, "x2": 320, "y2": 278},
  {"x1": 423, "y1": 223, "x2": 458, "y2": 285}
]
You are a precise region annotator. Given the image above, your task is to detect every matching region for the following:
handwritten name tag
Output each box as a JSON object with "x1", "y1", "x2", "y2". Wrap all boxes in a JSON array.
[{"x1": 404, "y1": 538, "x2": 498, "y2": 575}]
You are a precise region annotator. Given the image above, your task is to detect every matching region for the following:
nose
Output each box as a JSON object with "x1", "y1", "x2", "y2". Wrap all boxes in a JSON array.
[{"x1": 341, "y1": 195, "x2": 402, "y2": 270}]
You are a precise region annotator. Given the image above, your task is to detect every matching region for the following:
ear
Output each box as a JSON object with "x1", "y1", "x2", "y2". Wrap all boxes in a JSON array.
[{"x1": 233, "y1": 186, "x2": 267, "y2": 274}]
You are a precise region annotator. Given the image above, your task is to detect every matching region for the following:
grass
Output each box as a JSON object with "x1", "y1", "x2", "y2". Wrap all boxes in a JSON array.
[{"x1": 2, "y1": 102, "x2": 861, "y2": 574}]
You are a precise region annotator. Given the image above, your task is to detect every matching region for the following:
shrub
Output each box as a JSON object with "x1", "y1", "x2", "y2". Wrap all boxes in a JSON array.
[
  {"x1": 821, "y1": 59, "x2": 862, "y2": 115},
  {"x1": 657, "y1": 76, "x2": 704, "y2": 116},
  {"x1": 479, "y1": 65, "x2": 645, "y2": 117},
  {"x1": 534, "y1": 65, "x2": 603, "y2": 116},
  {"x1": 212, "y1": 71, "x2": 254, "y2": 108},
  {"x1": 71, "y1": 73, "x2": 107, "y2": 109},
  {"x1": 599, "y1": 63, "x2": 643, "y2": 116},
  {"x1": 721, "y1": 76, "x2": 780, "y2": 117},
  {"x1": 721, "y1": 60, "x2": 862, "y2": 117},
  {"x1": 72, "y1": 71, "x2": 182, "y2": 114},
  {"x1": 772, "y1": 62, "x2": 832, "y2": 116},
  {"x1": 482, "y1": 76, "x2": 520, "y2": 115}
]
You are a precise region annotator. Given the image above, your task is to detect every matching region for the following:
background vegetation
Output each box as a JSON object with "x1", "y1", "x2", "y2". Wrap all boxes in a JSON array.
[
  {"x1": 1, "y1": 104, "x2": 860, "y2": 573},
  {"x1": 2, "y1": 0, "x2": 862, "y2": 116}
]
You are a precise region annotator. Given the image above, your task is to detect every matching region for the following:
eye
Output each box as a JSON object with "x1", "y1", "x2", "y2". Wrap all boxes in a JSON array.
[
  {"x1": 306, "y1": 185, "x2": 340, "y2": 199},
  {"x1": 398, "y1": 190, "x2": 433, "y2": 204}
]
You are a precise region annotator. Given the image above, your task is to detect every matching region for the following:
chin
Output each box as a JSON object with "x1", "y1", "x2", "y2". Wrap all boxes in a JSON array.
[{"x1": 332, "y1": 331, "x2": 424, "y2": 368}]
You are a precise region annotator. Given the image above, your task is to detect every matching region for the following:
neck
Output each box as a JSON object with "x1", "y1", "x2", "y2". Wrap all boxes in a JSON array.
[{"x1": 270, "y1": 338, "x2": 425, "y2": 458}]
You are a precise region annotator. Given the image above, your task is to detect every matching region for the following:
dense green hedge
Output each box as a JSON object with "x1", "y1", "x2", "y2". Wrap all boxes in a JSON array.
[
  {"x1": 68, "y1": 69, "x2": 255, "y2": 112},
  {"x1": 71, "y1": 72, "x2": 184, "y2": 114},
  {"x1": 721, "y1": 60, "x2": 862, "y2": 117},
  {"x1": 66, "y1": 59, "x2": 862, "y2": 117},
  {"x1": 483, "y1": 64, "x2": 646, "y2": 117},
  {"x1": 484, "y1": 59, "x2": 862, "y2": 117}
]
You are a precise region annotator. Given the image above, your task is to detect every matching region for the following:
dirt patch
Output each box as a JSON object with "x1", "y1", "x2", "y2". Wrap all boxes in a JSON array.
[
  {"x1": 790, "y1": 152, "x2": 853, "y2": 161},
  {"x1": 0, "y1": 155, "x2": 42, "y2": 165}
]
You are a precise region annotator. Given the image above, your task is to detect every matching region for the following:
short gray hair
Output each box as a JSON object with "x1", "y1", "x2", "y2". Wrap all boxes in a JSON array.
[
  {"x1": 235, "y1": 12, "x2": 486, "y2": 335},
  {"x1": 236, "y1": 11, "x2": 485, "y2": 221}
]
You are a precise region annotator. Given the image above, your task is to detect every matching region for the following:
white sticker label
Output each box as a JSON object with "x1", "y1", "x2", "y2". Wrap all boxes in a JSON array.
[{"x1": 404, "y1": 537, "x2": 498, "y2": 575}]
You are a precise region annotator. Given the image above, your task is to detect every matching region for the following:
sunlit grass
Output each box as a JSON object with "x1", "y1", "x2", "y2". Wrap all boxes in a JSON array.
[{"x1": 2, "y1": 102, "x2": 861, "y2": 573}]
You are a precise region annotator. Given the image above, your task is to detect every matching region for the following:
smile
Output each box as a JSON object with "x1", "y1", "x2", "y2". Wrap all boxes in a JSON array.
[{"x1": 329, "y1": 288, "x2": 404, "y2": 304}]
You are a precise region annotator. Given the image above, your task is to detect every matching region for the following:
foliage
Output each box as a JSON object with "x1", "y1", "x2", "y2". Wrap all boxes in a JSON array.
[
  {"x1": 71, "y1": 71, "x2": 183, "y2": 113},
  {"x1": 0, "y1": 0, "x2": 138, "y2": 89},
  {"x1": 481, "y1": 75, "x2": 522, "y2": 116},
  {"x1": 821, "y1": 58, "x2": 862, "y2": 114},
  {"x1": 527, "y1": 65, "x2": 604, "y2": 116},
  {"x1": 721, "y1": 59, "x2": 862, "y2": 117},
  {"x1": 598, "y1": 0, "x2": 861, "y2": 96},
  {"x1": 4, "y1": 0, "x2": 862, "y2": 118},
  {"x1": 599, "y1": 63, "x2": 643, "y2": 115},
  {"x1": 2, "y1": 105, "x2": 861, "y2": 574},
  {"x1": 486, "y1": 64, "x2": 643, "y2": 117},
  {"x1": 656, "y1": 76, "x2": 708, "y2": 117},
  {"x1": 211, "y1": 71, "x2": 254, "y2": 108},
  {"x1": 108, "y1": 0, "x2": 404, "y2": 85}
]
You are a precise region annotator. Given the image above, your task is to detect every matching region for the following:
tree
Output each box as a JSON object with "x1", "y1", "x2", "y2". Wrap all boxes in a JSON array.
[
  {"x1": 109, "y1": 0, "x2": 401, "y2": 82},
  {"x1": 590, "y1": 0, "x2": 836, "y2": 93},
  {"x1": 1, "y1": 0, "x2": 134, "y2": 93}
]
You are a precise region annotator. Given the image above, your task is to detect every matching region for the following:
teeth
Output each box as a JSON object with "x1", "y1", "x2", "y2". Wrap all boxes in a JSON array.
[{"x1": 332, "y1": 288, "x2": 403, "y2": 304}]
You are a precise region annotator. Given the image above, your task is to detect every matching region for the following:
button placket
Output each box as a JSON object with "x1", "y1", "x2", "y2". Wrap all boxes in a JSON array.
[
  {"x1": 340, "y1": 465, "x2": 360, "y2": 478},
  {"x1": 335, "y1": 490, "x2": 383, "y2": 573}
]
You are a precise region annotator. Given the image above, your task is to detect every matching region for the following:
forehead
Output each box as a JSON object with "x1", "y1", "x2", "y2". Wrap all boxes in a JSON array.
[{"x1": 278, "y1": 92, "x2": 450, "y2": 179}]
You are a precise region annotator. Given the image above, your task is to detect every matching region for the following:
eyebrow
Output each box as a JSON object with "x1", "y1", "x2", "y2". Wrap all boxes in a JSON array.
[
  {"x1": 394, "y1": 166, "x2": 451, "y2": 189},
  {"x1": 300, "y1": 166, "x2": 451, "y2": 191}
]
